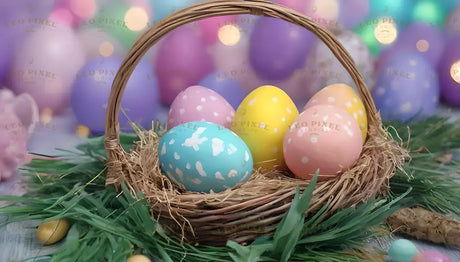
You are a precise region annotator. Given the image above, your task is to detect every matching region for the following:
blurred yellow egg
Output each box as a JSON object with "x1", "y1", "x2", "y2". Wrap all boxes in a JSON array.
[
  {"x1": 36, "y1": 218, "x2": 70, "y2": 245},
  {"x1": 232, "y1": 85, "x2": 299, "y2": 171},
  {"x1": 126, "y1": 254, "x2": 151, "y2": 262},
  {"x1": 304, "y1": 83, "x2": 368, "y2": 142}
]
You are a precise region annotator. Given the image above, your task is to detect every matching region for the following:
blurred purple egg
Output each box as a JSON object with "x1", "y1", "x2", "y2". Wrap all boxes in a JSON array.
[
  {"x1": 154, "y1": 26, "x2": 214, "y2": 105},
  {"x1": 411, "y1": 251, "x2": 451, "y2": 262},
  {"x1": 438, "y1": 37, "x2": 460, "y2": 106},
  {"x1": 71, "y1": 57, "x2": 160, "y2": 134},
  {"x1": 377, "y1": 23, "x2": 445, "y2": 69},
  {"x1": 198, "y1": 71, "x2": 246, "y2": 109},
  {"x1": 372, "y1": 53, "x2": 440, "y2": 122},
  {"x1": 338, "y1": 0, "x2": 370, "y2": 29},
  {"x1": 249, "y1": 17, "x2": 316, "y2": 81},
  {"x1": 11, "y1": 23, "x2": 85, "y2": 113}
]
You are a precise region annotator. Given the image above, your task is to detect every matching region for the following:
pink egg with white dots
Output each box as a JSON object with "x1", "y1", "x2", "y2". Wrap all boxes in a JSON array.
[
  {"x1": 283, "y1": 104, "x2": 363, "y2": 181},
  {"x1": 167, "y1": 85, "x2": 235, "y2": 130}
]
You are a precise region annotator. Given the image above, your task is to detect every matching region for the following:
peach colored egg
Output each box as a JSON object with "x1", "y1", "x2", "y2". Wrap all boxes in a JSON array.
[
  {"x1": 168, "y1": 85, "x2": 235, "y2": 130},
  {"x1": 283, "y1": 104, "x2": 363, "y2": 180},
  {"x1": 304, "y1": 83, "x2": 367, "y2": 142}
]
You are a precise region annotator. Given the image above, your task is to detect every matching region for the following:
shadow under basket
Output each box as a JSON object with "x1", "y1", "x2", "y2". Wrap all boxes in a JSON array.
[{"x1": 103, "y1": 0, "x2": 408, "y2": 246}]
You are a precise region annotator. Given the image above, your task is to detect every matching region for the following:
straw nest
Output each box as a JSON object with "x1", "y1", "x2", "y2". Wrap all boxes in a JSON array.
[{"x1": 103, "y1": 0, "x2": 408, "y2": 246}]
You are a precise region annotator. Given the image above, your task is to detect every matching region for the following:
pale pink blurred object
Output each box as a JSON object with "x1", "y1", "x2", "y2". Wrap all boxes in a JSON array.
[{"x1": 0, "y1": 89, "x2": 39, "y2": 181}]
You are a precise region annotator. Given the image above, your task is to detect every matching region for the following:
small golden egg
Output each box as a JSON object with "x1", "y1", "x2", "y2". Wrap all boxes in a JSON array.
[
  {"x1": 126, "y1": 254, "x2": 151, "y2": 262},
  {"x1": 36, "y1": 218, "x2": 70, "y2": 245}
]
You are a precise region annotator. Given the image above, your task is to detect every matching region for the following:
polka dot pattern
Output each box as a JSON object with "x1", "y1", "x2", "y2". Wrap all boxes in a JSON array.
[
  {"x1": 167, "y1": 85, "x2": 235, "y2": 130},
  {"x1": 283, "y1": 104, "x2": 363, "y2": 181},
  {"x1": 304, "y1": 83, "x2": 368, "y2": 142}
]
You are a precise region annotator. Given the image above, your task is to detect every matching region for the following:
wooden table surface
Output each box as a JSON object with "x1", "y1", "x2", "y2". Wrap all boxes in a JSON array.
[{"x1": 1, "y1": 109, "x2": 460, "y2": 262}]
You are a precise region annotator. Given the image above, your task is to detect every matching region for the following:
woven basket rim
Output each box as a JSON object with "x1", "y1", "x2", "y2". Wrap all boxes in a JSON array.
[{"x1": 102, "y1": 0, "x2": 407, "y2": 245}]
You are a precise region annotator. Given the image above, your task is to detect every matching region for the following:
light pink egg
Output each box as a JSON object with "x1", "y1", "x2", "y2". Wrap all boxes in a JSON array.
[
  {"x1": 283, "y1": 104, "x2": 362, "y2": 180},
  {"x1": 167, "y1": 85, "x2": 235, "y2": 130}
]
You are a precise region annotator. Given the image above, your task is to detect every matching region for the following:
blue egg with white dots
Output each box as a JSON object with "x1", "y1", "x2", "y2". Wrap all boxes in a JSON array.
[
  {"x1": 372, "y1": 53, "x2": 440, "y2": 122},
  {"x1": 158, "y1": 121, "x2": 253, "y2": 193}
]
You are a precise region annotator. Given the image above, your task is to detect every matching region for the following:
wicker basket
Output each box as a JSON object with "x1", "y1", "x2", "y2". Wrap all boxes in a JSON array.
[{"x1": 104, "y1": 0, "x2": 407, "y2": 246}]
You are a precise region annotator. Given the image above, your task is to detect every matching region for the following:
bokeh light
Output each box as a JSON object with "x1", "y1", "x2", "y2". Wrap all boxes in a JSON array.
[
  {"x1": 451, "y1": 60, "x2": 460, "y2": 84},
  {"x1": 69, "y1": 0, "x2": 95, "y2": 19},
  {"x1": 98, "y1": 41, "x2": 115, "y2": 57},
  {"x1": 374, "y1": 19, "x2": 398, "y2": 44},
  {"x1": 124, "y1": 6, "x2": 149, "y2": 31},
  {"x1": 412, "y1": 0, "x2": 446, "y2": 26},
  {"x1": 40, "y1": 108, "x2": 54, "y2": 124},
  {"x1": 217, "y1": 24, "x2": 241, "y2": 46}
]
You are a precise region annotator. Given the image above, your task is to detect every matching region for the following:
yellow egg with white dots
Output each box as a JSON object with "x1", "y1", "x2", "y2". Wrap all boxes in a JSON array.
[
  {"x1": 303, "y1": 83, "x2": 368, "y2": 142},
  {"x1": 232, "y1": 85, "x2": 299, "y2": 171}
]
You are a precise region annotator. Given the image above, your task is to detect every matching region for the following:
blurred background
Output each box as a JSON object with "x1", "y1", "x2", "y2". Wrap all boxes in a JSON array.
[{"x1": 1, "y1": 0, "x2": 460, "y2": 174}]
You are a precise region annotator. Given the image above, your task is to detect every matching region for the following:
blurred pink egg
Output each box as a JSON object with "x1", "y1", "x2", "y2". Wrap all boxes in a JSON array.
[
  {"x1": 412, "y1": 251, "x2": 451, "y2": 262},
  {"x1": 283, "y1": 104, "x2": 362, "y2": 180},
  {"x1": 154, "y1": 26, "x2": 214, "y2": 105},
  {"x1": 11, "y1": 23, "x2": 85, "y2": 113},
  {"x1": 167, "y1": 85, "x2": 235, "y2": 130}
]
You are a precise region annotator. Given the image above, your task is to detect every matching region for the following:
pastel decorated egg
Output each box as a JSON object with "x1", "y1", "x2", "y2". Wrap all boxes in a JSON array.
[
  {"x1": 304, "y1": 83, "x2": 367, "y2": 142},
  {"x1": 167, "y1": 86, "x2": 235, "y2": 130},
  {"x1": 412, "y1": 251, "x2": 451, "y2": 262},
  {"x1": 158, "y1": 121, "x2": 253, "y2": 193},
  {"x1": 232, "y1": 85, "x2": 299, "y2": 171},
  {"x1": 389, "y1": 239, "x2": 419, "y2": 262},
  {"x1": 283, "y1": 104, "x2": 363, "y2": 180}
]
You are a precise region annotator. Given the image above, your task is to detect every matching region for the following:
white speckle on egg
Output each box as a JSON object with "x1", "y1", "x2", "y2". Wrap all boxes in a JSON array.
[
  {"x1": 215, "y1": 172, "x2": 225, "y2": 180},
  {"x1": 200, "y1": 118, "x2": 206, "y2": 122},
  {"x1": 226, "y1": 116, "x2": 232, "y2": 122},
  {"x1": 179, "y1": 108, "x2": 185, "y2": 115},
  {"x1": 400, "y1": 102, "x2": 412, "y2": 113},
  {"x1": 273, "y1": 146, "x2": 278, "y2": 152},
  {"x1": 327, "y1": 96, "x2": 335, "y2": 102},
  {"x1": 310, "y1": 136, "x2": 318, "y2": 143},
  {"x1": 274, "y1": 128, "x2": 278, "y2": 133},
  {"x1": 358, "y1": 110, "x2": 364, "y2": 116},
  {"x1": 161, "y1": 143, "x2": 167, "y2": 155},
  {"x1": 287, "y1": 138, "x2": 292, "y2": 144},
  {"x1": 322, "y1": 126, "x2": 331, "y2": 132},
  {"x1": 191, "y1": 178, "x2": 202, "y2": 184},
  {"x1": 344, "y1": 125, "x2": 354, "y2": 137},
  {"x1": 230, "y1": 111, "x2": 235, "y2": 117},
  {"x1": 353, "y1": 112, "x2": 358, "y2": 119},
  {"x1": 272, "y1": 97, "x2": 278, "y2": 102},
  {"x1": 210, "y1": 95, "x2": 218, "y2": 101},
  {"x1": 228, "y1": 170, "x2": 238, "y2": 178},
  {"x1": 281, "y1": 117, "x2": 286, "y2": 122},
  {"x1": 259, "y1": 122, "x2": 266, "y2": 129},
  {"x1": 323, "y1": 115, "x2": 329, "y2": 121},
  {"x1": 175, "y1": 168, "x2": 184, "y2": 181},
  {"x1": 353, "y1": 98, "x2": 358, "y2": 103},
  {"x1": 227, "y1": 144, "x2": 237, "y2": 155},
  {"x1": 201, "y1": 97, "x2": 206, "y2": 102},
  {"x1": 182, "y1": 127, "x2": 208, "y2": 151},
  {"x1": 361, "y1": 123, "x2": 365, "y2": 128},
  {"x1": 196, "y1": 105, "x2": 203, "y2": 111},
  {"x1": 347, "y1": 121, "x2": 352, "y2": 126},
  {"x1": 376, "y1": 87, "x2": 385, "y2": 96},
  {"x1": 182, "y1": 94, "x2": 187, "y2": 100},
  {"x1": 287, "y1": 107, "x2": 292, "y2": 114},
  {"x1": 409, "y1": 59, "x2": 417, "y2": 66},
  {"x1": 301, "y1": 156, "x2": 309, "y2": 164},
  {"x1": 213, "y1": 112, "x2": 219, "y2": 117},
  {"x1": 242, "y1": 171, "x2": 250, "y2": 180},
  {"x1": 245, "y1": 151, "x2": 250, "y2": 161},
  {"x1": 424, "y1": 81, "x2": 430, "y2": 89},
  {"x1": 334, "y1": 113, "x2": 343, "y2": 119},
  {"x1": 169, "y1": 164, "x2": 173, "y2": 169},
  {"x1": 169, "y1": 139, "x2": 175, "y2": 145},
  {"x1": 174, "y1": 152, "x2": 180, "y2": 160},
  {"x1": 212, "y1": 138, "x2": 224, "y2": 156},
  {"x1": 195, "y1": 161, "x2": 207, "y2": 177},
  {"x1": 248, "y1": 97, "x2": 257, "y2": 106},
  {"x1": 345, "y1": 102, "x2": 352, "y2": 108},
  {"x1": 238, "y1": 116, "x2": 242, "y2": 121},
  {"x1": 186, "y1": 163, "x2": 191, "y2": 169}
]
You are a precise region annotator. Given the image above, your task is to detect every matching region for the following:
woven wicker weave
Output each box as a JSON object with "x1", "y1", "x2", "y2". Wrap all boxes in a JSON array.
[{"x1": 104, "y1": 0, "x2": 407, "y2": 246}]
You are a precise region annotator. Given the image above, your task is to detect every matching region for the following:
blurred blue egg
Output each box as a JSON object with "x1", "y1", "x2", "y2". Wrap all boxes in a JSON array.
[
  {"x1": 388, "y1": 239, "x2": 418, "y2": 262},
  {"x1": 372, "y1": 53, "x2": 440, "y2": 122},
  {"x1": 149, "y1": 0, "x2": 197, "y2": 22},
  {"x1": 199, "y1": 71, "x2": 247, "y2": 109}
]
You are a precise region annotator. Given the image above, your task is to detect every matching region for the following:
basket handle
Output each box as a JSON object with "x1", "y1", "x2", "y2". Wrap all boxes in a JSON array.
[{"x1": 104, "y1": 0, "x2": 379, "y2": 187}]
